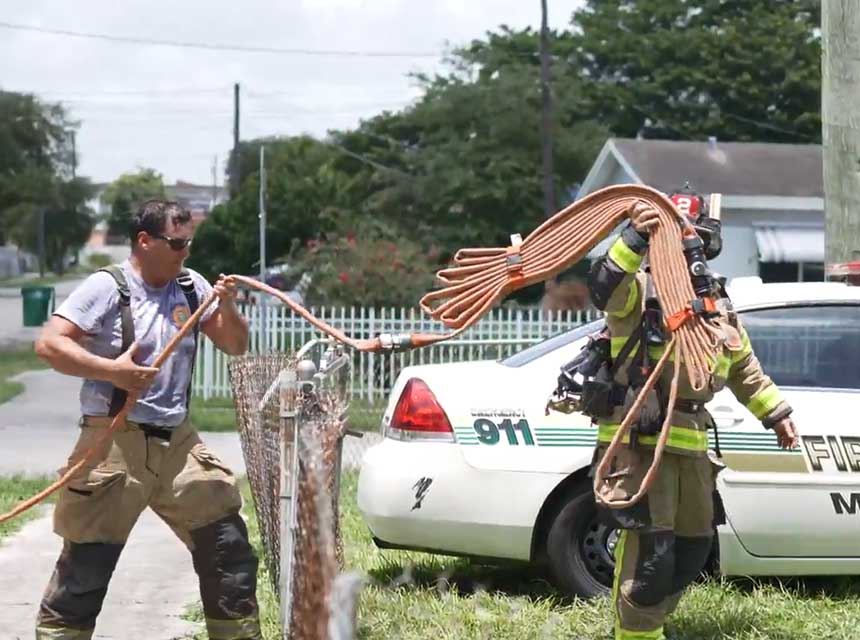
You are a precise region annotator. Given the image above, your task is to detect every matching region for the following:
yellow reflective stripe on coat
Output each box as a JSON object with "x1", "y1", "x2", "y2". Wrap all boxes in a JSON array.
[
  {"x1": 35, "y1": 625, "x2": 94, "y2": 640},
  {"x1": 713, "y1": 353, "x2": 731, "y2": 379},
  {"x1": 598, "y1": 422, "x2": 709, "y2": 452},
  {"x1": 647, "y1": 344, "x2": 675, "y2": 362},
  {"x1": 730, "y1": 331, "x2": 753, "y2": 364},
  {"x1": 608, "y1": 279, "x2": 640, "y2": 318},
  {"x1": 746, "y1": 384, "x2": 784, "y2": 419},
  {"x1": 611, "y1": 337, "x2": 677, "y2": 362},
  {"x1": 611, "y1": 336, "x2": 631, "y2": 359},
  {"x1": 609, "y1": 237, "x2": 644, "y2": 274},
  {"x1": 206, "y1": 615, "x2": 262, "y2": 640}
]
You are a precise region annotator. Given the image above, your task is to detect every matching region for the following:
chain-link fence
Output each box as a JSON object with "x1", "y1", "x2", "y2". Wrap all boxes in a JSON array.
[{"x1": 229, "y1": 340, "x2": 363, "y2": 639}]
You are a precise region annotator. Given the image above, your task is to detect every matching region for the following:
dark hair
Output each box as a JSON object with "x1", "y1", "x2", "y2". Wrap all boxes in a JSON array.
[{"x1": 129, "y1": 199, "x2": 192, "y2": 245}]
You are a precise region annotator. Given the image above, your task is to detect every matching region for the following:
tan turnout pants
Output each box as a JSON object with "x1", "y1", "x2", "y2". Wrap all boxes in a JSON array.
[
  {"x1": 53, "y1": 416, "x2": 242, "y2": 544},
  {"x1": 36, "y1": 416, "x2": 261, "y2": 640},
  {"x1": 603, "y1": 448, "x2": 723, "y2": 640}
]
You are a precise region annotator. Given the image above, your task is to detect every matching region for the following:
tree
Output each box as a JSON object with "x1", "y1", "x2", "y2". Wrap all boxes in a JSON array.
[
  {"x1": 192, "y1": 37, "x2": 607, "y2": 308},
  {"x1": 190, "y1": 136, "x2": 371, "y2": 280},
  {"x1": 347, "y1": 57, "x2": 607, "y2": 252},
  {"x1": 571, "y1": 0, "x2": 821, "y2": 142},
  {"x1": 0, "y1": 90, "x2": 94, "y2": 270},
  {"x1": 101, "y1": 168, "x2": 165, "y2": 241},
  {"x1": 1, "y1": 170, "x2": 95, "y2": 273},
  {"x1": 0, "y1": 90, "x2": 76, "y2": 246}
]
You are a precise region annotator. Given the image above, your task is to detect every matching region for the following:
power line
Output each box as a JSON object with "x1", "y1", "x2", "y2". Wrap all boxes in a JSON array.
[
  {"x1": 20, "y1": 86, "x2": 230, "y2": 96},
  {"x1": 325, "y1": 142, "x2": 414, "y2": 179},
  {"x1": 0, "y1": 20, "x2": 441, "y2": 58},
  {"x1": 722, "y1": 112, "x2": 818, "y2": 141},
  {"x1": 632, "y1": 105, "x2": 817, "y2": 142}
]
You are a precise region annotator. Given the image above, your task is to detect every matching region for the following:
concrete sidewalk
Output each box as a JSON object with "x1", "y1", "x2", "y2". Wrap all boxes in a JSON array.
[
  {"x1": 0, "y1": 508, "x2": 201, "y2": 640},
  {"x1": 0, "y1": 370, "x2": 248, "y2": 477},
  {"x1": 0, "y1": 368, "x2": 380, "y2": 639},
  {"x1": 0, "y1": 369, "x2": 377, "y2": 476},
  {"x1": 0, "y1": 370, "x2": 220, "y2": 639}
]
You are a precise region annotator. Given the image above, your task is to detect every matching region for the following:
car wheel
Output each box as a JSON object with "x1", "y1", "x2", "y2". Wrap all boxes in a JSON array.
[{"x1": 546, "y1": 482, "x2": 617, "y2": 598}]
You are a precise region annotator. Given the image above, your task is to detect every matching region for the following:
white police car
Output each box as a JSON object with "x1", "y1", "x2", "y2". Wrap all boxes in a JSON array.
[{"x1": 358, "y1": 280, "x2": 860, "y2": 596}]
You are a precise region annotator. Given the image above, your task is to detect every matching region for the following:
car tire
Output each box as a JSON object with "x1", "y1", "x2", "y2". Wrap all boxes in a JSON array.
[{"x1": 546, "y1": 482, "x2": 617, "y2": 598}]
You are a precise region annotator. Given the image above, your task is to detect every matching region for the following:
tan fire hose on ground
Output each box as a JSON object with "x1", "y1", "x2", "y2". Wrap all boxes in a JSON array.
[{"x1": 0, "y1": 184, "x2": 721, "y2": 524}]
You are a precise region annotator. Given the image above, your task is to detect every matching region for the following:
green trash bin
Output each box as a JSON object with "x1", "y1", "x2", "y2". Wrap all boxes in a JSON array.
[{"x1": 21, "y1": 286, "x2": 55, "y2": 327}]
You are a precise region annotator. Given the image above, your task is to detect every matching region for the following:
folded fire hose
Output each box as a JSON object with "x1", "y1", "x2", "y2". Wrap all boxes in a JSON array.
[{"x1": 0, "y1": 183, "x2": 723, "y2": 524}]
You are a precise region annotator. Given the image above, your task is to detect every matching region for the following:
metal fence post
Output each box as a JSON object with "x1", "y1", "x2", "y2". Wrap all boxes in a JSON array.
[
  {"x1": 280, "y1": 359, "x2": 317, "y2": 638},
  {"x1": 278, "y1": 367, "x2": 297, "y2": 636}
]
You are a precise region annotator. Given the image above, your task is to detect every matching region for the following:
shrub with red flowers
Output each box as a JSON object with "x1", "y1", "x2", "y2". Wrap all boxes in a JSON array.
[{"x1": 291, "y1": 229, "x2": 439, "y2": 307}]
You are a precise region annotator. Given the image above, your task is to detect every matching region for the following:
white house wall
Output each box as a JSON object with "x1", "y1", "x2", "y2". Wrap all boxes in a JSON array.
[
  {"x1": 711, "y1": 208, "x2": 823, "y2": 280},
  {"x1": 712, "y1": 224, "x2": 758, "y2": 280},
  {"x1": 607, "y1": 163, "x2": 634, "y2": 186}
]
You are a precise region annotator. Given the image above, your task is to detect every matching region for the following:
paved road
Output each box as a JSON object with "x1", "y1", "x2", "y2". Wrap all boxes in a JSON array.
[
  {"x1": 0, "y1": 369, "x2": 380, "y2": 638},
  {"x1": 0, "y1": 370, "x2": 250, "y2": 476},
  {"x1": 0, "y1": 370, "x2": 379, "y2": 476},
  {"x1": 0, "y1": 277, "x2": 87, "y2": 349}
]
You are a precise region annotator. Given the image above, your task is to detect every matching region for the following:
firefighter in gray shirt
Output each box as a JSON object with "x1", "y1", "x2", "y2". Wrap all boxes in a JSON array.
[{"x1": 34, "y1": 200, "x2": 258, "y2": 640}]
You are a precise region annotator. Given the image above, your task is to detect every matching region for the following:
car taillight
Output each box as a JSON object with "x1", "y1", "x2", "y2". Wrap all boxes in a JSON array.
[
  {"x1": 388, "y1": 378, "x2": 453, "y2": 439},
  {"x1": 827, "y1": 261, "x2": 860, "y2": 286}
]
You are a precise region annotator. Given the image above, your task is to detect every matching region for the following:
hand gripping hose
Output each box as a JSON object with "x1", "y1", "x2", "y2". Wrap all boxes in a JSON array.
[{"x1": 0, "y1": 183, "x2": 719, "y2": 522}]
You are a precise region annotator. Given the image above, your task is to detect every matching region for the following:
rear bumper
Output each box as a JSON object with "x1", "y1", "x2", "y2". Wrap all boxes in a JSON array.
[{"x1": 358, "y1": 439, "x2": 563, "y2": 561}]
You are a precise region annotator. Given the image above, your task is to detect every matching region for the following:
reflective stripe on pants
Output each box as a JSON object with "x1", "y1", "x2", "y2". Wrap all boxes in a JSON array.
[
  {"x1": 612, "y1": 531, "x2": 667, "y2": 640},
  {"x1": 206, "y1": 613, "x2": 263, "y2": 640},
  {"x1": 35, "y1": 624, "x2": 94, "y2": 640}
]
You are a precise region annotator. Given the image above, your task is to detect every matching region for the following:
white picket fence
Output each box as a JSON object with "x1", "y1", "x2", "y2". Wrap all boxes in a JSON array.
[{"x1": 192, "y1": 304, "x2": 600, "y2": 402}]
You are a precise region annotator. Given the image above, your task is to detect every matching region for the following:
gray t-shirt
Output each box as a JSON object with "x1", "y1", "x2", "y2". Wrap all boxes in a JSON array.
[{"x1": 54, "y1": 261, "x2": 217, "y2": 427}]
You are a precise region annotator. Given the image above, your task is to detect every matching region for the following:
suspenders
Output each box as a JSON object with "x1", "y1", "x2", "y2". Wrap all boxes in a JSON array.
[{"x1": 97, "y1": 265, "x2": 200, "y2": 417}]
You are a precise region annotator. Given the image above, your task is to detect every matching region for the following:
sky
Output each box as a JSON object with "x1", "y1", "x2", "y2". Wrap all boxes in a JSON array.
[{"x1": 0, "y1": 1, "x2": 585, "y2": 186}]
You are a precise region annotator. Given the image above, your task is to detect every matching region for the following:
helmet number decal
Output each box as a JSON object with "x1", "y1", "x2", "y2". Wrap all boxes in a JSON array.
[{"x1": 670, "y1": 194, "x2": 700, "y2": 218}]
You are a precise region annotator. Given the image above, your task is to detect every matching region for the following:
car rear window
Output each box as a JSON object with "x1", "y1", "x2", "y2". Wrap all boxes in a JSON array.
[
  {"x1": 500, "y1": 319, "x2": 604, "y2": 368},
  {"x1": 740, "y1": 304, "x2": 860, "y2": 390}
]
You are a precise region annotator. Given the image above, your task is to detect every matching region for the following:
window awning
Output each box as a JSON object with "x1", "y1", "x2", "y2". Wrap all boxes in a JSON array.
[{"x1": 755, "y1": 227, "x2": 824, "y2": 263}]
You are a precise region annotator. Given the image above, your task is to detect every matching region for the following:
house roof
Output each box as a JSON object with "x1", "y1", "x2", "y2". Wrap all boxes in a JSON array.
[{"x1": 592, "y1": 138, "x2": 823, "y2": 198}]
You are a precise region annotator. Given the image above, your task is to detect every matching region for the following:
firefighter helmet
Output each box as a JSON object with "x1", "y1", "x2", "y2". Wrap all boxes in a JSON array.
[{"x1": 668, "y1": 184, "x2": 722, "y2": 260}]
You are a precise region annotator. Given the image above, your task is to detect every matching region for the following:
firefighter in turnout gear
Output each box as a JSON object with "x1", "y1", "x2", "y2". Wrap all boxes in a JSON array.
[
  {"x1": 586, "y1": 190, "x2": 799, "y2": 640},
  {"x1": 33, "y1": 200, "x2": 260, "y2": 640}
]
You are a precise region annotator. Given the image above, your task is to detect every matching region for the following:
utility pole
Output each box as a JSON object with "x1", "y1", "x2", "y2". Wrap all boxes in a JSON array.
[
  {"x1": 823, "y1": 1, "x2": 860, "y2": 269},
  {"x1": 211, "y1": 154, "x2": 218, "y2": 209},
  {"x1": 231, "y1": 83, "x2": 240, "y2": 199},
  {"x1": 70, "y1": 130, "x2": 77, "y2": 179},
  {"x1": 70, "y1": 130, "x2": 78, "y2": 268},
  {"x1": 539, "y1": 0, "x2": 555, "y2": 218},
  {"x1": 37, "y1": 208, "x2": 46, "y2": 278},
  {"x1": 259, "y1": 146, "x2": 267, "y2": 281},
  {"x1": 259, "y1": 145, "x2": 267, "y2": 352}
]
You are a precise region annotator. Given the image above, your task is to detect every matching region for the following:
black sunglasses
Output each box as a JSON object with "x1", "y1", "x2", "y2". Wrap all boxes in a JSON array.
[{"x1": 150, "y1": 232, "x2": 192, "y2": 251}]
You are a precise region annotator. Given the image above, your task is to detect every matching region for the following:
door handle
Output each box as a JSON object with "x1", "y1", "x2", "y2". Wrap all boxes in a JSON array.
[{"x1": 711, "y1": 406, "x2": 744, "y2": 428}]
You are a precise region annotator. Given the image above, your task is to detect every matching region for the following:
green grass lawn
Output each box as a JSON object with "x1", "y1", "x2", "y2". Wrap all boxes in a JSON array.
[
  {"x1": 190, "y1": 472, "x2": 860, "y2": 640},
  {"x1": 188, "y1": 395, "x2": 237, "y2": 432},
  {"x1": 0, "y1": 345, "x2": 47, "y2": 404},
  {"x1": 0, "y1": 475, "x2": 54, "y2": 541},
  {"x1": 190, "y1": 395, "x2": 384, "y2": 434},
  {"x1": 0, "y1": 268, "x2": 88, "y2": 289}
]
